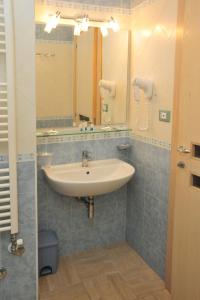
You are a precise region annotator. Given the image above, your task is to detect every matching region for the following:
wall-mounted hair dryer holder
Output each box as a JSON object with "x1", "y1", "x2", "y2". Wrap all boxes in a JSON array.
[{"x1": 132, "y1": 77, "x2": 155, "y2": 100}]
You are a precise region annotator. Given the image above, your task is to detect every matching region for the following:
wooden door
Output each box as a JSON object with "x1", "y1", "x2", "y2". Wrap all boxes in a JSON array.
[
  {"x1": 170, "y1": 0, "x2": 200, "y2": 299},
  {"x1": 92, "y1": 28, "x2": 102, "y2": 125}
]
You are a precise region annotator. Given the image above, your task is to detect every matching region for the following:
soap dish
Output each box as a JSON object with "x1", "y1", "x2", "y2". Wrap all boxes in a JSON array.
[{"x1": 117, "y1": 144, "x2": 131, "y2": 151}]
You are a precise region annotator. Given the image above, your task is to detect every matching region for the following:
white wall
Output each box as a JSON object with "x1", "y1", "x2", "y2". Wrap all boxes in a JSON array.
[
  {"x1": 36, "y1": 42, "x2": 73, "y2": 118},
  {"x1": 129, "y1": 0, "x2": 178, "y2": 143},
  {"x1": 13, "y1": 0, "x2": 36, "y2": 154},
  {"x1": 102, "y1": 30, "x2": 128, "y2": 124}
]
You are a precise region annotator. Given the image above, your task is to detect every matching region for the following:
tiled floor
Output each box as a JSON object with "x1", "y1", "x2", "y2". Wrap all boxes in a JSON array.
[{"x1": 39, "y1": 242, "x2": 171, "y2": 300}]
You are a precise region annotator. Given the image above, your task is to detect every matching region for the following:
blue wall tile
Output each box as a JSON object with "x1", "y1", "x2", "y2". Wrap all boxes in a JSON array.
[
  {"x1": 38, "y1": 136, "x2": 170, "y2": 280},
  {"x1": 37, "y1": 138, "x2": 128, "y2": 256},
  {"x1": 131, "y1": 0, "x2": 145, "y2": 8},
  {"x1": 126, "y1": 138, "x2": 170, "y2": 279},
  {"x1": 60, "y1": 0, "x2": 131, "y2": 8},
  {"x1": 36, "y1": 24, "x2": 74, "y2": 42},
  {"x1": 0, "y1": 161, "x2": 37, "y2": 300},
  {"x1": 36, "y1": 117, "x2": 73, "y2": 129}
]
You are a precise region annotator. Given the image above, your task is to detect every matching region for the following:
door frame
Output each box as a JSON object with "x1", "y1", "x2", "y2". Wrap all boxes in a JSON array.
[
  {"x1": 73, "y1": 36, "x2": 77, "y2": 123},
  {"x1": 165, "y1": 0, "x2": 186, "y2": 291}
]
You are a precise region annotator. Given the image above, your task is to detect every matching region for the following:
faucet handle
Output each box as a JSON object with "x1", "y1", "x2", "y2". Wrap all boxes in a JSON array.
[
  {"x1": 82, "y1": 150, "x2": 88, "y2": 156},
  {"x1": 82, "y1": 150, "x2": 92, "y2": 159}
]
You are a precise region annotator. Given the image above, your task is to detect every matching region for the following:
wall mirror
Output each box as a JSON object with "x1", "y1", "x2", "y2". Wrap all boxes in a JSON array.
[{"x1": 35, "y1": 22, "x2": 129, "y2": 134}]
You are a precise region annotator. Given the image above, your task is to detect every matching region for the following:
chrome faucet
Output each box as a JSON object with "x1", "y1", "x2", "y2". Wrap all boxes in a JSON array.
[{"x1": 82, "y1": 150, "x2": 91, "y2": 167}]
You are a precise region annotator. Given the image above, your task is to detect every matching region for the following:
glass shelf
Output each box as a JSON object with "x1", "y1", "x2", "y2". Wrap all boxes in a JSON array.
[{"x1": 36, "y1": 126, "x2": 131, "y2": 138}]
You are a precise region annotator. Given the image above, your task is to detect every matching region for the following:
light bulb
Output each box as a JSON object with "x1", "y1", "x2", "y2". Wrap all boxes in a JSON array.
[
  {"x1": 74, "y1": 23, "x2": 81, "y2": 36},
  {"x1": 155, "y1": 25, "x2": 163, "y2": 34},
  {"x1": 51, "y1": 14, "x2": 60, "y2": 29},
  {"x1": 109, "y1": 17, "x2": 120, "y2": 32},
  {"x1": 81, "y1": 17, "x2": 89, "y2": 32},
  {"x1": 44, "y1": 23, "x2": 53, "y2": 34},
  {"x1": 44, "y1": 12, "x2": 60, "y2": 33},
  {"x1": 142, "y1": 30, "x2": 152, "y2": 38},
  {"x1": 100, "y1": 25, "x2": 108, "y2": 37}
]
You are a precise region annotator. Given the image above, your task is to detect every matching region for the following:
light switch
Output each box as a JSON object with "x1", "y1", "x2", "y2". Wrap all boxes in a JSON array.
[{"x1": 159, "y1": 110, "x2": 171, "y2": 122}]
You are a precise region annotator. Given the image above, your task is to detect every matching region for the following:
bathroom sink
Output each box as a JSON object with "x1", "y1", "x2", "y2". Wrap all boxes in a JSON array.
[{"x1": 43, "y1": 159, "x2": 135, "y2": 197}]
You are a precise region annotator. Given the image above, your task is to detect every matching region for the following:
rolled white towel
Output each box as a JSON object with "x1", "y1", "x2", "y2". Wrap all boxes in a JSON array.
[{"x1": 99, "y1": 79, "x2": 116, "y2": 98}]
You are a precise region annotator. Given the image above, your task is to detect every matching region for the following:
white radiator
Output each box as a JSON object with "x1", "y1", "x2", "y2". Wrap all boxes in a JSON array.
[{"x1": 0, "y1": 0, "x2": 18, "y2": 234}]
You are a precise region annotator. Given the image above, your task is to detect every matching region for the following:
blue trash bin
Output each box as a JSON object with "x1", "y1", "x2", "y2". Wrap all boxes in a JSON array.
[{"x1": 38, "y1": 230, "x2": 59, "y2": 276}]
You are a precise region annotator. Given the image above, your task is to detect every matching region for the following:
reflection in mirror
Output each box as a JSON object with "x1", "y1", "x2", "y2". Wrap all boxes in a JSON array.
[{"x1": 36, "y1": 23, "x2": 129, "y2": 132}]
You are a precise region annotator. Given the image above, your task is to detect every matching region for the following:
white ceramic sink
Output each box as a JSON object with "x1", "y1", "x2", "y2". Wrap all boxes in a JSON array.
[{"x1": 43, "y1": 159, "x2": 135, "y2": 197}]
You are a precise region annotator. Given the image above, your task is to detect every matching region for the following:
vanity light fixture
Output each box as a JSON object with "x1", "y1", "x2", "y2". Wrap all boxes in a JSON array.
[
  {"x1": 100, "y1": 18, "x2": 120, "y2": 37},
  {"x1": 44, "y1": 11, "x2": 60, "y2": 33},
  {"x1": 44, "y1": 12, "x2": 120, "y2": 37},
  {"x1": 109, "y1": 17, "x2": 120, "y2": 32},
  {"x1": 80, "y1": 16, "x2": 89, "y2": 32},
  {"x1": 74, "y1": 23, "x2": 81, "y2": 36},
  {"x1": 100, "y1": 25, "x2": 109, "y2": 37}
]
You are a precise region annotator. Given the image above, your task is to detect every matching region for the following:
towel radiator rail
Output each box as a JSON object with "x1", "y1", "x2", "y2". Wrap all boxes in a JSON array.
[{"x1": 0, "y1": 0, "x2": 18, "y2": 236}]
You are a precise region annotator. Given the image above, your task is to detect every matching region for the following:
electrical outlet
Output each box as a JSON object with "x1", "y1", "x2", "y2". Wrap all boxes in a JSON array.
[{"x1": 159, "y1": 110, "x2": 171, "y2": 122}]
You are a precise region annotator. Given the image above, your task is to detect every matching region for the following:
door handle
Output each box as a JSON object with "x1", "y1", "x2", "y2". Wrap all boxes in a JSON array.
[{"x1": 177, "y1": 146, "x2": 191, "y2": 154}]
